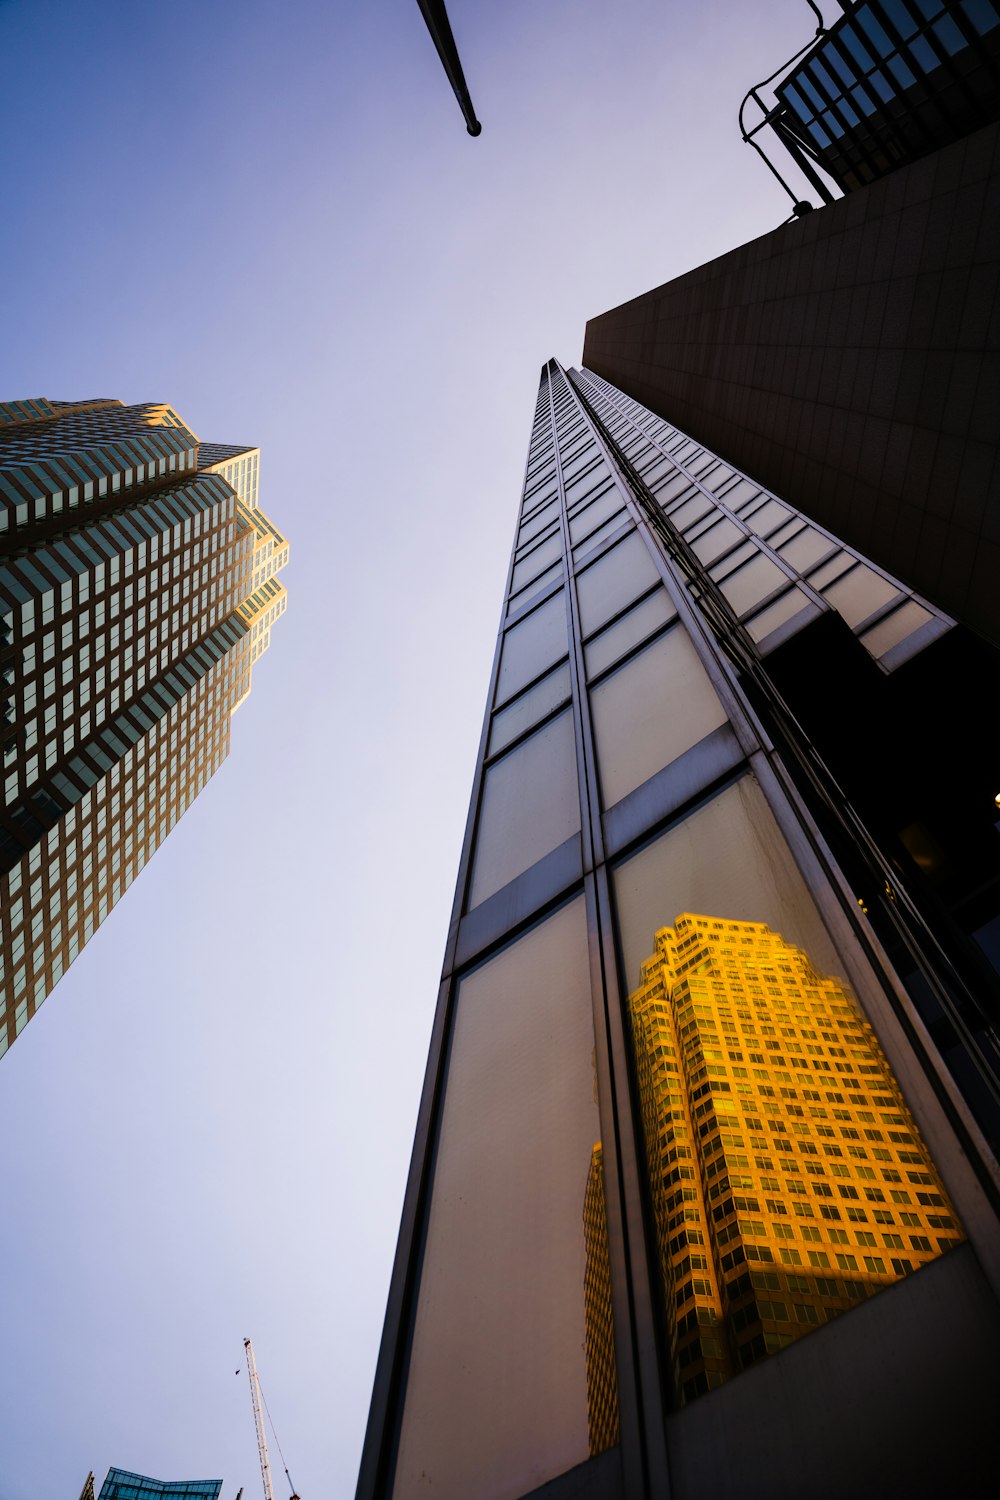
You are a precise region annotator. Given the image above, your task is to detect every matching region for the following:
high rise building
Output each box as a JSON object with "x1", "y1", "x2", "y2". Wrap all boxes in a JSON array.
[
  {"x1": 95, "y1": 1470, "x2": 222, "y2": 1500},
  {"x1": 584, "y1": 1, "x2": 1000, "y2": 645},
  {"x1": 357, "y1": 361, "x2": 1000, "y2": 1499},
  {"x1": 0, "y1": 398, "x2": 287, "y2": 1057}
]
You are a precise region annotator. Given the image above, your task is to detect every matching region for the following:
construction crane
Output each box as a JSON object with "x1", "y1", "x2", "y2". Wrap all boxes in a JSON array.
[{"x1": 243, "y1": 1336, "x2": 300, "y2": 1500}]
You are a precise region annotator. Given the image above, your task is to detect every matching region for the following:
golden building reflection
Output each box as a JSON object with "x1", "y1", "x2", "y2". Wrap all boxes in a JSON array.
[
  {"x1": 626, "y1": 914, "x2": 964, "y2": 1406},
  {"x1": 583, "y1": 1143, "x2": 621, "y2": 1455}
]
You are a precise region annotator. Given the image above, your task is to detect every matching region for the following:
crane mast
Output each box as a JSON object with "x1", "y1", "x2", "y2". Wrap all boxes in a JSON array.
[{"x1": 244, "y1": 1337, "x2": 275, "y2": 1500}]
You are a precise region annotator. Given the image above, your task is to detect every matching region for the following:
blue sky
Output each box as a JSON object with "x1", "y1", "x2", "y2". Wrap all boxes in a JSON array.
[{"x1": 0, "y1": 1, "x2": 821, "y2": 1494}]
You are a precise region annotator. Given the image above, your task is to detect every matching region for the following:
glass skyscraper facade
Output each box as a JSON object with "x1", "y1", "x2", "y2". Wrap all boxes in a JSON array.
[
  {"x1": 0, "y1": 398, "x2": 287, "y2": 1056},
  {"x1": 97, "y1": 1470, "x2": 222, "y2": 1500},
  {"x1": 357, "y1": 362, "x2": 1000, "y2": 1498}
]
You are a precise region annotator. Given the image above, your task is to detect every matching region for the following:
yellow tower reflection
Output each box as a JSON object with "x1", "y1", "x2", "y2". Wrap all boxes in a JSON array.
[
  {"x1": 628, "y1": 914, "x2": 964, "y2": 1405},
  {"x1": 583, "y1": 1144, "x2": 621, "y2": 1455}
]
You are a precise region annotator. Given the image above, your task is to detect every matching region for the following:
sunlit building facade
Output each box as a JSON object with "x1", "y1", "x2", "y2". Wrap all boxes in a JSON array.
[
  {"x1": 358, "y1": 363, "x2": 1000, "y2": 1499},
  {"x1": 0, "y1": 398, "x2": 288, "y2": 1056}
]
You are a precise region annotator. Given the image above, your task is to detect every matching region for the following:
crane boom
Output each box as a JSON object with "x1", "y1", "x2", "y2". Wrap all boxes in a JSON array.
[{"x1": 244, "y1": 1337, "x2": 275, "y2": 1500}]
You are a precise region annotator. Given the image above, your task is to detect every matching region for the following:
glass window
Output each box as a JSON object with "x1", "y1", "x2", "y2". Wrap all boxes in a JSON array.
[
  {"x1": 704, "y1": 465, "x2": 736, "y2": 493},
  {"x1": 565, "y1": 465, "x2": 610, "y2": 509},
  {"x1": 859, "y1": 599, "x2": 933, "y2": 659},
  {"x1": 511, "y1": 532, "x2": 563, "y2": 595},
  {"x1": 746, "y1": 587, "x2": 813, "y2": 645},
  {"x1": 720, "y1": 478, "x2": 762, "y2": 510},
  {"x1": 519, "y1": 498, "x2": 559, "y2": 548},
  {"x1": 393, "y1": 897, "x2": 618, "y2": 1499},
  {"x1": 569, "y1": 486, "x2": 625, "y2": 545},
  {"x1": 806, "y1": 552, "x2": 854, "y2": 591},
  {"x1": 779, "y1": 526, "x2": 836, "y2": 574},
  {"x1": 690, "y1": 517, "x2": 744, "y2": 565},
  {"x1": 670, "y1": 495, "x2": 716, "y2": 533},
  {"x1": 585, "y1": 589, "x2": 677, "y2": 680},
  {"x1": 744, "y1": 499, "x2": 793, "y2": 538},
  {"x1": 612, "y1": 775, "x2": 965, "y2": 1407},
  {"x1": 591, "y1": 626, "x2": 727, "y2": 807},
  {"x1": 577, "y1": 532, "x2": 660, "y2": 637},
  {"x1": 470, "y1": 708, "x2": 579, "y2": 906},
  {"x1": 822, "y1": 566, "x2": 900, "y2": 629},
  {"x1": 509, "y1": 559, "x2": 563, "y2": 613},
  {"x1": 718, "y1": 552, "x2": 788, "y2": 616},
  {"x1": 490, "y1": 662, "x2": 573, "y2": 756},
  {"x1": 574, "y1": 513, "x2": 629, "y2": 562},
  {"x1": 498, "y1": 592, "x2": 567, "y2": 704},
  {"x1": 653, "y1": 472, "x2": 694, "y2": 505}
]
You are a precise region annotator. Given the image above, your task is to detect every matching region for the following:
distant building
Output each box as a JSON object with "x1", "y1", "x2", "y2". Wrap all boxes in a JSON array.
[
  {"x1": 97, "y1": 1470, "x2": 222, "y2": 1500},
  {"x1": 0, "y1": 398, "x2": 288, "y2": 1054},
  {"x1": 78, "y1": 1475, "x2": 96, "y2": 1500}
]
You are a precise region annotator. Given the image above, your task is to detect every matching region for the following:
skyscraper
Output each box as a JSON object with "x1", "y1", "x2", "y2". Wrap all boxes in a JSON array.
[
  {"x1": 0, "y1": 398, "x2": 287, "y2": 1056},
  {"x1": 357, "y1": 361, "x2": 1000, "y2": 1499}
]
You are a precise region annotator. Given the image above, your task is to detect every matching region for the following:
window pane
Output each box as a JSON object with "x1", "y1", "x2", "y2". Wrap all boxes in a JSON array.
[
  {"x1": 591, "y1": 627, "x2": 727, "y2": 807},
  {"x1": 510, "y1": 531, "x2": 563, "y2": 595},
  {"x1": 822, "y1": 565, "x2": 900, "y2": 629},
  {"x1": 613, "y1": 776, "x2": 965, "y2": 1408},
  {"x1": 470, "y1": 708, "x2": 579, "y2": 906},
  {"x1": 859, "y1": 599, "x2": 932, "y2": 659},
  {"x1": 508, "y1": 558, "x2": 563, "y2": 613},
  {"x1": 519, "y1": 498, "x2": 559, "y2": 547},
  {"x1": 670, "y1": 495, "x2": 716, "y2": 532},
  {"x1": 577, "y1": 532, "x2": 660, "y2": 637},
  {"x1": 718, "y1": 552, "x2": 788, "y2": 616},
  {"x1": 565, "y1": 463, "x2": 610, "y2": 507},
  {"x1": 574, "y1": 513, "x2": 629, "y2": 562},
  {"x1": 585, "y1": 588, "x2": 677, "y2": 679},
  {"x1": 393, "y1": 897, "x2": 619, "y2": 1499},
  {"x1": 744, "y1": 498, "x2": 793, "y2": 537},
  {"x1": 654, "y1": 473, "x2": 695, "y2": 505},
  {"x1": 778, "y1": 526, "x2": 836, "y2": 574},
  {"x1": 490, "y1": 661, "x2": 573, "y2": 756},
  {"x1": 497, "y1": 591, "x2": 567, "y2": 704},
  {"x1": 690, "y1": 517, "x2": 743, "y2": 565},
  {"x1": 569, "y1": 486, "x2": 625, "y2": 545},
  {"x1": 746, "y1": 586, "x2": 813, "y2": 644}
]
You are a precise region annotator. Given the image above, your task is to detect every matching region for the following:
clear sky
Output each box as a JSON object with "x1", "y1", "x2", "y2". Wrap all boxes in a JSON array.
[{"x1": 0, "y1": 1, "x2": 823, "y2": 1495}]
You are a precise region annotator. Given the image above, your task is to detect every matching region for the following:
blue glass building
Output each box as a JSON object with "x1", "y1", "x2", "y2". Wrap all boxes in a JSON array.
[{"x1": 97, "y1": 1470, "x2": 222, "y2": 1500}]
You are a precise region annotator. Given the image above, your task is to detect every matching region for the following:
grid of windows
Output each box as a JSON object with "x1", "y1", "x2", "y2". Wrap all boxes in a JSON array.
[
  {"x1": 773, "y1": 0, "x2": 1000, "y2": 192},
  {"x1": 360, "y1": 359, "x2": 999, "y2": 1500},
  {"x1": 0, "y1": 397, "x2": 288, "y2": 1053}
]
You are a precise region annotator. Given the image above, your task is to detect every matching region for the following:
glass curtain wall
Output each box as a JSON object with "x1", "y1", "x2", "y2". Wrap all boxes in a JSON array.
[{"x1": 357, "y1": 363, "x2": 1000, "y2": 1500}]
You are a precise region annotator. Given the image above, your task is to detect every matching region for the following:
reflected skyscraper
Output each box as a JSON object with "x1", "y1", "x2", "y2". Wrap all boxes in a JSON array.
[
  {"x1": 358, "y1": 358, "x2": 1000, "y2": 1499},
  {"x1": 583, "y1": 1142, "x2": 620, "y2": 1455},
  {"x1": 0, "y1": 398, "x2": 288, "y2": 1054},
  {"x1": 629, "y1": 914, "x2": 962, "y2": 1403}
]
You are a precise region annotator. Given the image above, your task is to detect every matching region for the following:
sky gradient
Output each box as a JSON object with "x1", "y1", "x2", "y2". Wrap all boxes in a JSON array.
[{"x1": 0, "y1": 2, "x2": 823, "y2": 1494}]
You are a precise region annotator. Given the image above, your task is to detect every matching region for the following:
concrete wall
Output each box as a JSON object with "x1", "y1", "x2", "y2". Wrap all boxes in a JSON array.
[{"x1": 583, "y1": 122, "x2": 1000, "y2": 646}]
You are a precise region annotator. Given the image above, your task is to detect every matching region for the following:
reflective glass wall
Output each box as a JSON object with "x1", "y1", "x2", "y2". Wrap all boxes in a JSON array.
[{"x1": 357, "y1": 363, "x2": 1000, "y2": 1500}]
